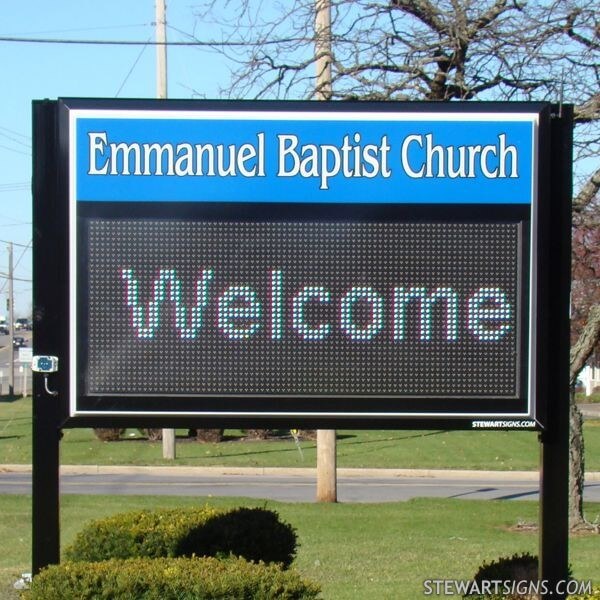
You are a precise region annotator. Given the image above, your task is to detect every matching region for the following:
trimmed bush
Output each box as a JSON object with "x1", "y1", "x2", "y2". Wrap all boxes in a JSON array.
[
  {"x1": 139, "y1": 428, "x2": 162, "y2": 441},
  {"x1": 93, "y1": 428, "x2": 125, "y2": 441},
  {"x1": 176, "y1": 507, "x2": 298, "y2": 567},
  {"x1": 473, "y1": 551, "x2": 538, "y2": 581},
  {"x1": 64, "y1": 506, "x2": 222, "y2": 562},
  {"x1": 64, "y1": 506, "x2": 297, "y2": 567},
  {"x1": 295, "y1": 429, "x2": 317, "y2": 440},
  {"x1": 244, "y1": 429, "x2": 275, "y2": 439},
  {"x1": 22, "y1": 556, "x2": 321, "y2": 600},
  {"x1": 464, "y1": 553, "x2": 538, "y2": 599},
  {"x1": 464, "y1": 553, "x2": 577, "y2": 599},
  {"x1": 193, "y1": 428, "x2": 224, "y2": 442}
]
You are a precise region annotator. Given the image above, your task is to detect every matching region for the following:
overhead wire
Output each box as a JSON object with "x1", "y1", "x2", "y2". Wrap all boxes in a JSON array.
[
  {"x1": 0, "y1": 239, "x2": 31, "y2": 249},
  {"x1": 0, "y1": 183, "x2": 30, "y2": 193},
  {"x1": 115, "y1": 36, "x2": 152, "y2": 97},
  {"x1": 0, "y1": 130, "x2": 31, "y2": 149},
  {"x1": 0, "y1": 143, "x2": 30, "y2": 156},
  {"x1": 0, "y1": 240, "x2": 32, "y2": 293},
  {"x1": 0, "y1": 34, "x2": 307, "y2": 47},
  {"x1": 0, "y1": 125, "x2": 30, "y2": 141}
]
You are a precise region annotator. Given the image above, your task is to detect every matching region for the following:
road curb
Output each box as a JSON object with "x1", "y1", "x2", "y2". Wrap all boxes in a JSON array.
[{"x1": 2, "y1": 464, "x2": 600, "y2": 481}]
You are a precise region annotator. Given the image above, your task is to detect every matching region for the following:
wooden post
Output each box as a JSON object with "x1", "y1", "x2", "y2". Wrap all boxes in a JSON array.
[
  {"x1": 314, "y1": 0, "x2": 337, "y2": 502},
  {"x1": 155, "y1": 0, "x2": 176, "y2": 460},
  {"x1": 316, "y1": 429, "x2": 337, "y2": 502}
]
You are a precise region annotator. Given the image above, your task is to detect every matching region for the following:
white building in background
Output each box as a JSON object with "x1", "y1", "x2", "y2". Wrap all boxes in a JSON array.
[{"x1": 580, "y1": 364, "x2": 600, "y2": 396}]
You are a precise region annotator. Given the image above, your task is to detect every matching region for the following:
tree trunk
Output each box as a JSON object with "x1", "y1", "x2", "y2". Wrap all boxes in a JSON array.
[
  {"x1": 568, "y1": 304, "x2": 600, "y2": 530},
  {"x1": 568, "y1": 395, "x2": 586, "y2": 529}
]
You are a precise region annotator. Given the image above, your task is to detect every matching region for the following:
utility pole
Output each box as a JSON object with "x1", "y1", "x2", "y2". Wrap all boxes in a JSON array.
[
  {"x1": 315, "y1": 0, "x2": 333, "y2": 101},
  {"x1": 156, "y1": 0, "x2": 168, "y2": 99},
  {"x1": 7, "y1": 242, "x2": 14, "y2": 396},
  {"x1": 156, "y1": 0, "x2": 176, "y2": 460},
  {"x1": 315, "y1": 0, "x2": 337, "y2": 503}
]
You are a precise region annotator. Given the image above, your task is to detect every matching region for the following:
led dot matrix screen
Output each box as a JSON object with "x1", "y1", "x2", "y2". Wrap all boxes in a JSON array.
[
  {"x1": 67, "y1": 100, "x2": 540, "y2": 422},
  {"x1": 85, "y1": 219, "x2": 522, "y2": 399}
]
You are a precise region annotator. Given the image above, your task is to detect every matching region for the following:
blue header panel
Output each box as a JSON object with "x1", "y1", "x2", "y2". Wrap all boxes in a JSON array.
[{"x1": 71, "y1": 109, "x2": 537, "y2": 204}]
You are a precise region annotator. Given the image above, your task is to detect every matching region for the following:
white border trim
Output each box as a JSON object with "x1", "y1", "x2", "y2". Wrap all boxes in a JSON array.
[
  {"x1": 69, "y1": 107, "x2": 540, "y2": 421},
  {"x1": 69, "y1": 108, "x2": 540, "y2": 122}
]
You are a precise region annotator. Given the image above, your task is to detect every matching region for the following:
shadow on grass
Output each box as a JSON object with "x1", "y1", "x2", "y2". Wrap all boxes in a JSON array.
[
  {"x1": 70, "y1": 431, "x2": 448, "y2": 463},
  {"x1": 102, "y1": 435, "x2": 245, "y2": 443},
  {"x1": 0, "y1": 435, "x2": 23, "y2": 441},
  {"x1": 0, "y1": 416, "x2": 30, "y2": 423},
  {"x1": 0, "y1": 395, "x2": 25, "y2": 403},
  {"x1": 339, "y1": 430, "x2": 445, "y2": 447},
  {"x1": 169, "y1": 432, "x2": 446, "y2": 462}
]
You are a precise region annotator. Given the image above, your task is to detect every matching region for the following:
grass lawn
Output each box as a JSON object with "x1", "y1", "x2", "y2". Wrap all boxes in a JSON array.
[
  {"x1": 577, "y1": 391, "x2": 600, "y2": 404},
  {"x1": 0, "y1": 494, "x2": 599, "y2": 599},
  {"x1": 2, "y1": 397, "x2": 600, "y2": 471}
]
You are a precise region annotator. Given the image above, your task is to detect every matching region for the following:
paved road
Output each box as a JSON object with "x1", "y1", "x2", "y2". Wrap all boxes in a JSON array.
[
  {"x1": 2, "y1": 469, "x2": 599, "y2": 502},
  {"x1": 579, "y1": 403, "x2": 600, "y2": 419}
]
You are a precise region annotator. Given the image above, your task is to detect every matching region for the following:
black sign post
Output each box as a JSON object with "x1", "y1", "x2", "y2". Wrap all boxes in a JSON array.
[
  {"x1": 538, "y1": 107, "x2": 572, "y2": 597},
  {"x1": 32, "y1": 99, "x2": 572, "y2": 597},
  {"x1": 32, "y1": 100, "x2": 69, "y2": 573}
]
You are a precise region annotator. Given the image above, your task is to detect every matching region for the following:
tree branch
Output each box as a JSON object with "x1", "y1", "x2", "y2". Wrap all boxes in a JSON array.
[
  {"x1": 390, "y1": 0, "x2": 445, "y2": 34},
  {"x1": 573, "y1": 166, "x2": 600, "y2": 214},
  {"x1": 565, "y1": 8, "x2": 600, "y2": 51},
  {"x1": 467, "y1": 0, "x2": 515, "y2": 38},
  {"x1": 570, "y1": 304, "x2": 600, "y2": 385},
  {"x1": 574, "y1": 93, "x2": 600, "y2": 124}
]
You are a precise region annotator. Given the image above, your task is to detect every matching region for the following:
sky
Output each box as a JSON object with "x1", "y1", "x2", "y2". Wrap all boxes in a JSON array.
[{"x1": 0, "y1": 0, "x2": 232, "y2": 317}]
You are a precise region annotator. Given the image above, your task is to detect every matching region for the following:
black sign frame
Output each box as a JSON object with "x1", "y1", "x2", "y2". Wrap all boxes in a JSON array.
[
  {"x1": 32, "y1": 100, "x2": 573, "y2": 596},
  {"x1": 34, "y1": 98, "x2": 560, "y2": 430}
]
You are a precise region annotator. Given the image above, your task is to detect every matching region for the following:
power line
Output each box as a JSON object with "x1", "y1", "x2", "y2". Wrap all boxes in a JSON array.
[
  {"x1": 116, "y1": 36, "x2": 152, "y2": 97},
  {"x1": 0, "y1": 125, "x2": 30, "y2": 141},
  {"x1": 0, "y1": 130, "x2": 31, "y2": 148},
  {"x1": 0, "y1": 35, "x2": 211, "y2": 46},
  {"x1": 13, "y1": 241, "x2": 32, "y2": 271},
  {"x1": 0, "y1": 239, "x2": 31, "y2": 248},
  {"x1": 0, "y1": 273, "x2": 32, "y2": 283},
  {"x1": 0, "y1": 183, "x2": 30, "y2": 193},
  {"x1": 0, "y1": 34, "x2": 305, "y2": 47},
  {"x1": 0, "y1": 143, "x2": 30, "y2": 156},
  {"x1": 0, "y1": 241, "x2": 32, "y2": 294}
]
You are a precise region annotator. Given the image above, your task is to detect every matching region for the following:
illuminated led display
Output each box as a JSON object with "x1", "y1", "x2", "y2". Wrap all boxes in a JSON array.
[
  {"x1": 58, "y1": 100, "x2": 548, "y2": 422},
  {"x1": 86, "y1": 220, "x2": 520, "y2": 397}
]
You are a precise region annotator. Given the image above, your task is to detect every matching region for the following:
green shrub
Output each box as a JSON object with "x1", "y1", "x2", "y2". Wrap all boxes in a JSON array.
[
  {"x1": 93, "y1": 428, "x2": 125, "y2": 441},
  {"x1": 22, "y1": 556, "x2": 321, "y2": 600},
  {"x1": 575, "y1": 391, "x2": 600, "y2": 404},
  {"x1": 176, "y1": 507, "x2": 298, "y2": 567},
  {"x1": 64, "y1": 506, "x2": 222, "y2": 562},
  {"x1": 193, "y1": 428, "x2": 224, "y2": 442},
  {"x1": 463, "y1": 553, "x2": 577, "y2": 599},
  {"x1": 64, "y1": 506, "x2": 297, "y2": 567},
  {"x1": 138, "y1": 428, "x2": 162, "y2": 441},
  {"x1": 464, "y1": 552, "x2": 538, "y2": 599}
]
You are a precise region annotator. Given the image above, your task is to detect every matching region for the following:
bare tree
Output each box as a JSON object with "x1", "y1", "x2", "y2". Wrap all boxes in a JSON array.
[{"x1": 193, "y1": 0, "x2": 600, "y2": 528}]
